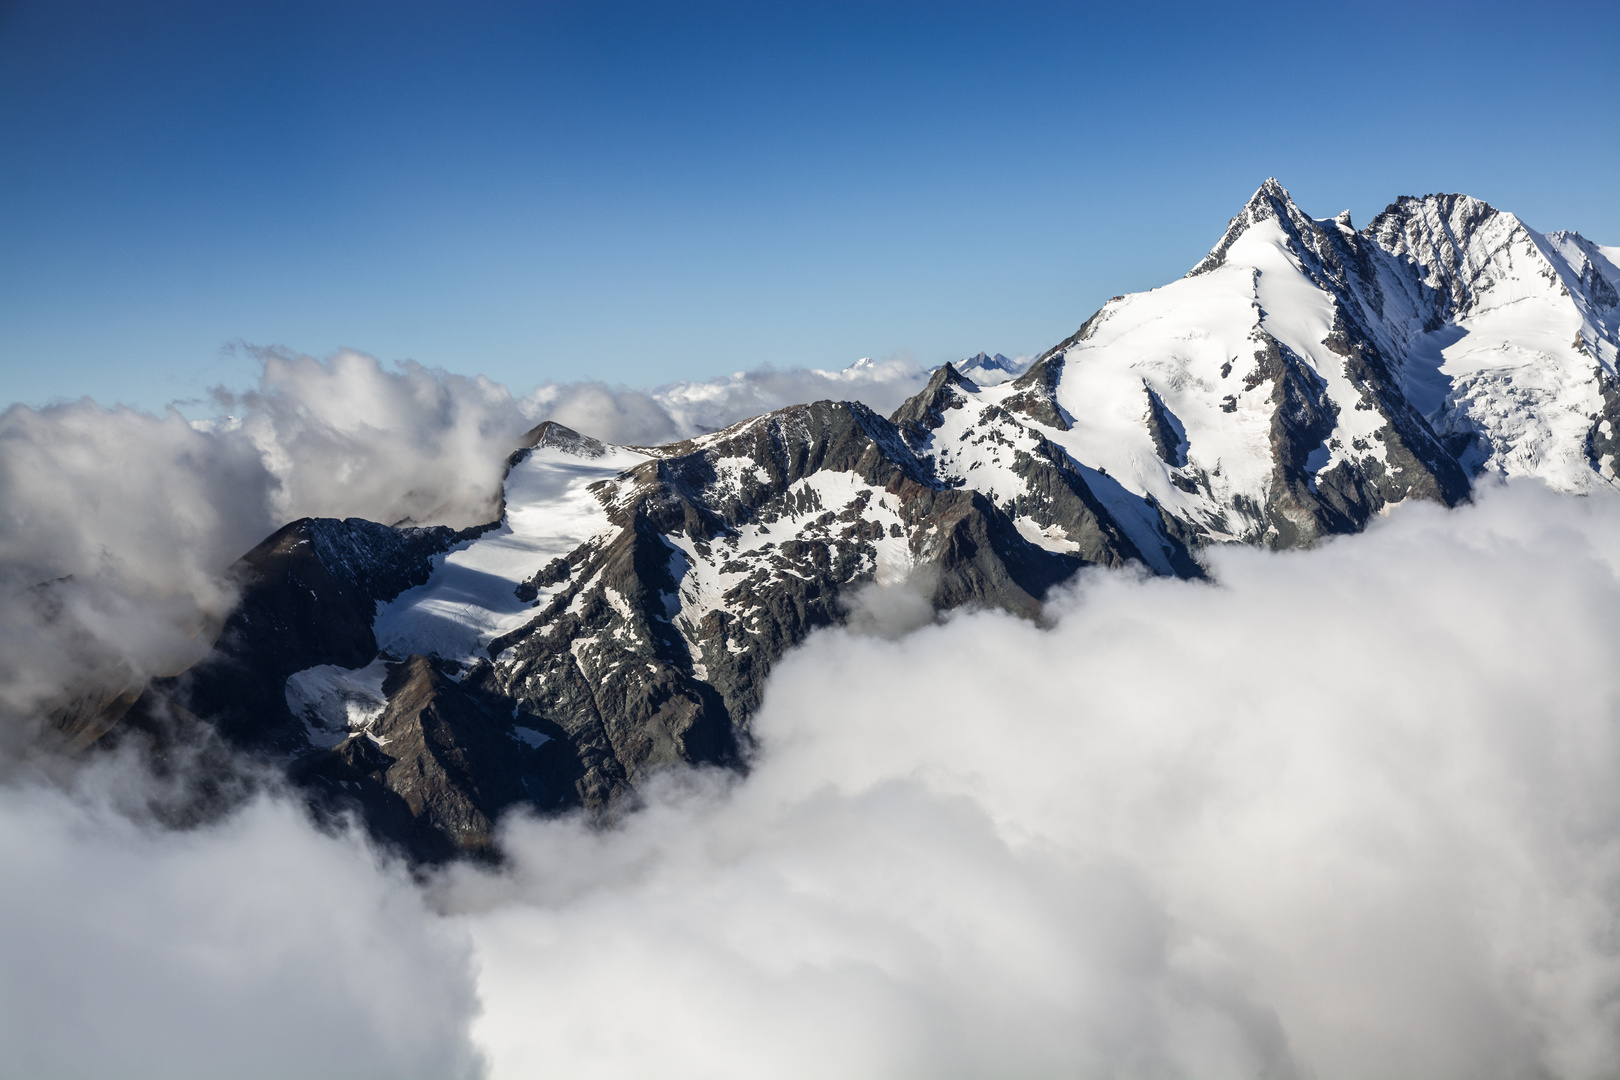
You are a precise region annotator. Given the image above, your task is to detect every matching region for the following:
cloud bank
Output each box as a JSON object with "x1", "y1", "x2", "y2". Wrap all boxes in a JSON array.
[
  {"x1": 442, "y1": 484, "x2": 1620, "y2": 1080},
  {"x1": 0, "y1": 400, "x2": 275, "y2": 739},
  {"x1": 1, "y1": 351, "x2": 1616, "y2": 1078},
  {"x1": 0, "y1": 758, "x2": 484, "y2": 1079}
]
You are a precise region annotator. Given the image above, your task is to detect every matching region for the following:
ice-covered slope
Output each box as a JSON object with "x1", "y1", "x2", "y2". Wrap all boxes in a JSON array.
[
  {"x1": 1236, "y1": 182, "x2": 1620, "y2": 492},
  {"x1": 1368, "y1": 205, "x2": 1620, "y2": 488},
  {"x1": 375, "y1": 433, "x2": 649, "y2": 665}
]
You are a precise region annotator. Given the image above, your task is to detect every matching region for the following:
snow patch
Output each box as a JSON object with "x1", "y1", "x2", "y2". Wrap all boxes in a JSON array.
[
  {"x1": 374, "y1": 444, "x2": 649, "y2": 664},
  {"x1": 284, "y1": 657, "x2": 391, "y2": 749},
  {"x1": 511, "y1": 726, "x2": 551, "y2": 749}
]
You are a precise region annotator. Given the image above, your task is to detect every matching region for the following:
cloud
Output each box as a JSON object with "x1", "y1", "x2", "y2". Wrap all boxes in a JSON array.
[
  {"x1": 839, "y1": 566, "x2": 940, "y2": 639},
  {"x1": 0, "y1": 400, "x2": 277, "y2": 733},
  {"x1": 0, "y1": 755, "x2": 483, "y2": 1080},
  {"x1": 2, "y1": 351, "x2": 1617, "y2": 1078},
  {"x1": 435, "y1": 483, "x2": 1620, "y2": 1080},
  {"x1": 225, "y1": 346, "x2": 535, "y2": 528},
  {"x1": 519, "y1": 355, "x2": 931, "y2": 446}
]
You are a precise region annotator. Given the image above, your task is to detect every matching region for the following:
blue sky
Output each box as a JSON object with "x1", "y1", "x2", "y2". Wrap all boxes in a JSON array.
[{"x1": 2, "y1": 0, "x2": 1616, "y2": 412}]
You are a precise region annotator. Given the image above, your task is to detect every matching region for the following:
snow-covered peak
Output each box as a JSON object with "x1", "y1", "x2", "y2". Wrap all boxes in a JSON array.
[
  {"x1": 936, "y1": 351, "x2": 1029, "y2": 385},
  {"x1": 1365, "y1": 193, "x2": 1541, "y2": 318},
  {"x1": 1188, "y1": 177, "x2": 1319, "y2": 278},
  {"x1": 518, "y1": 420, "x2": 609, "y2": 459},
  {"x1": 921, "y1": 180, "x2": 1620, "y2": 550}
]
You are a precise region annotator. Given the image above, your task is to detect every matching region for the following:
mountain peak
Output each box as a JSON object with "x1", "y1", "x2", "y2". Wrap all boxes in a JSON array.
[
  {"x1": 1252, "y1": 176, "x2": 1291, "y2": 204},
  {"x1": 1368, "y1": 192, "x2": 1507, "y2": 252},
  {"x1": 516, "y1": 420, "x2": 607, "y2": 459},
  {"x1": 950, "y1": 351, "x2": 1028, "y2": 384},
  {"x1": 1238, "y1": 177, "x2": 1307, "y2": 223},
  {"x1": 1188, "y1": 178, "x2": 1309, "y2": 277}
]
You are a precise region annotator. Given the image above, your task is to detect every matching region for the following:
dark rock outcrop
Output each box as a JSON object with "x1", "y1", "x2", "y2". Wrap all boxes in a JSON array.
[
  {"x1": 163, "y1": 517, "x2": 471, "y2": 751},
  {"x1": 295, "y1": 656, "x2": 578, "y2": 862}
]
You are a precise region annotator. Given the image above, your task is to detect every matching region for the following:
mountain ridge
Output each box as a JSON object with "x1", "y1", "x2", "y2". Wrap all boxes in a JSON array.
[{"x1": 77, "y1": 180, "x2": 1620, "y2": 860}]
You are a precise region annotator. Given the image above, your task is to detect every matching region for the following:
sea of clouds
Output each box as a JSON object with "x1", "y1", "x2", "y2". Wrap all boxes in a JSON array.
[{"x1": 1, "y1": 352, "x2": 1617, "y2": 1079}]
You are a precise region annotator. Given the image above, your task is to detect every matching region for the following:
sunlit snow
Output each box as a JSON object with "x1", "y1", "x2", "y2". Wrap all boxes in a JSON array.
[{"x1": 373, "y1": 444, "x2": 649, "y2": 665}]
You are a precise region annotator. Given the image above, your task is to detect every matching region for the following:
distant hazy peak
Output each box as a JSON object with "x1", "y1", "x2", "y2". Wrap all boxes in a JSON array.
[{"x1": 934, "y1": 351, "x2": 1029, "y2": 385}]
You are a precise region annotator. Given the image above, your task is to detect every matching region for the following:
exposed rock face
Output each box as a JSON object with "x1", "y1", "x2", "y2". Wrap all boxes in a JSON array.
[
  {"x1": 293, "y1": 656, "x2": 578, "y2": 861},
  {"x1": 164, "y1": 517, "x2": 475, "y2": 752},
  {"x1": 1589, "y1": 367, "x2": 1620, "y2": 482},
  {"x1": 1002, "y1": 354, "x2": 1073, "y2": 432},
  {"x1": 1143, "y1": 383, "x2": 1188, "y2": 468},
  {"x1": 101, "y1": 179, "x2": 1618, "y2": 861}
]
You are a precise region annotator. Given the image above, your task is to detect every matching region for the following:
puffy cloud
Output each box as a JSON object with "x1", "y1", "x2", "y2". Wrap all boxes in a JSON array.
[
  {"x1": 3, "y1": 349, "x2": 1617, "y2": 1078},
  {"x1": 438, "y1": 483, "x2": 1620, "y2": 1080},
  {"x1": 224, "y1": 346, "x2": 535, "y2": 528},
  {"x1": 0, "y1": 400, "x2": 276, "y2": 730},
  {"x1": 0, "y1": 756, "x2": 483, "y2": 1080},
  {"x1": 839, "y1": 566, "x2": 940, "y2": 639}
]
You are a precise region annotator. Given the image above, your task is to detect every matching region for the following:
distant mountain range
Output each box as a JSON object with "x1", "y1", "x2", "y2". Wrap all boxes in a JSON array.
[
  {"x1": 81, "y1": 180, "x2": 1620, "y2": 859},
  {"x1": 934, "y1": 351, "x2": 1029, "y2": 384}
]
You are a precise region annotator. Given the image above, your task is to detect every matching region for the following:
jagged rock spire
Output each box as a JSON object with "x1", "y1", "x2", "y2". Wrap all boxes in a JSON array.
[{"x1": 1188, "y1": 178, "x2": 1310, "y2": 277}]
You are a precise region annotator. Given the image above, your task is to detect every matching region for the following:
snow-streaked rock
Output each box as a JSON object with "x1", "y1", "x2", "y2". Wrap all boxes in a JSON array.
[{"x1": 374, "y1": 439, "x2": 649, "y2": 665}]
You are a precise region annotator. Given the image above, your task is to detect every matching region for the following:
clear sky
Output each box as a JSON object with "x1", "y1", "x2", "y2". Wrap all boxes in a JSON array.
[{"x1": 2, "y1": 0, "x2": 1616, "y2": 413}]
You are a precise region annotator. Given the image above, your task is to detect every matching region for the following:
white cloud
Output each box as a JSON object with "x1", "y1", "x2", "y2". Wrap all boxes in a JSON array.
[
  {"x1": 226, "y1": 346, "x2": 535, "y2": 528},
  {"x1": 0, "y1": 757, "x2": 482, "y2": 1080},
  {"x1": 839, "y1": 566, "x2": 940, "y2": 639},
  {"x1": 438, "y1": 484, "x2": 1620, "y2": 1080},
  {"x1": 2, "y1": 350, "x2": 1617, "y2": 1078},
  {"x1": 519, "y1": 355, "x2": 931, "y2": 446},
  {"x1": 0, "y1": 400, "x2": 277, "y2": 729}
]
